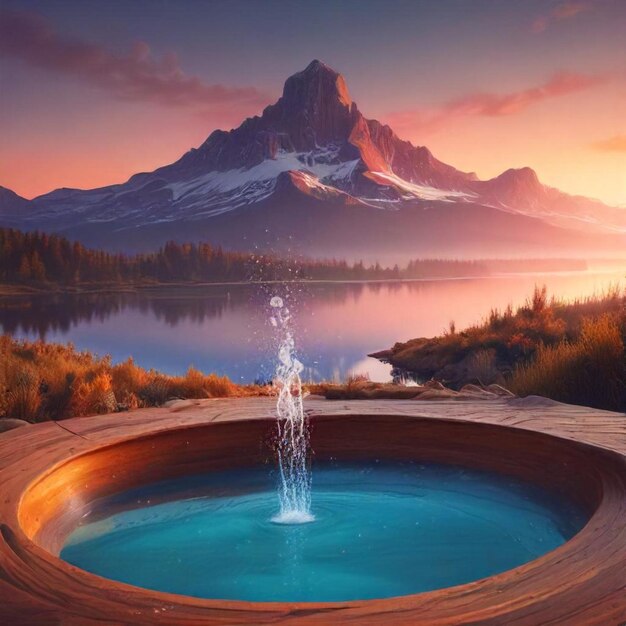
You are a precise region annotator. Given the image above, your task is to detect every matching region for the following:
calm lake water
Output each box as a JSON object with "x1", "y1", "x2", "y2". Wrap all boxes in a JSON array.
[{"x1": 1, "y1": 268, "x2": 623, "y2": 383}]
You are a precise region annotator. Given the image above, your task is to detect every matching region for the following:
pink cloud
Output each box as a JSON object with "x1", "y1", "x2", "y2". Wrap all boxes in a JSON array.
[
  {"x1": 531, "y1": 16, "x2": 549, "y2": 33},
  {"x1": 532, "y1": 1, "x2": 595, "y2": 33},
  {"x1": 386, "y1": 71, "x2": 611, "y2": 136},
  {"x1": 0, "y1": 10, "x2": 270, "y2": 114},
  {"x1": 553, "y1": 1, "x2": 594, "y2": 19},
  {"x1": 591, "y1": 135, "x2": 626, "y2": 152}
]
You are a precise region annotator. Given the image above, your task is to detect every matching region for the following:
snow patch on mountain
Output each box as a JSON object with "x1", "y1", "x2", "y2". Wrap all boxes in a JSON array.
[
  {"x1": 167, "y1": 149, "x2": 360, "y2": 205},
  {"x1": 366, "y1": 171, "x2": 477, "y2": 202}
]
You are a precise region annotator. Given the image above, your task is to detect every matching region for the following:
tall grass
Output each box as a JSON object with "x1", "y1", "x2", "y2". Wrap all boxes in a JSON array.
[
  {"x1": 391, "y1": 285, "x2": 623, "y2": 370},
  {"x1": 0, "y1": 336, "x2": 262, "y2": 422},
  {"x1": 385, "y1": 285, "x2": 625, "y2": 409},
  {"x1": 509, "y1": 313, "x2": 625, "y2": 411}
]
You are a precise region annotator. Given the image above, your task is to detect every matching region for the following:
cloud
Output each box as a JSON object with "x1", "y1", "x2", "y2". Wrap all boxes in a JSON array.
[
  {"x1": 532, "y1": 1, "x2": 594, "y2": 33},
  {"x1": 591, "y1": 135, "x2": 626, "y2": 152},
  {"x1": 386, "y1": 71, "x2": 610, "y2": 136},
  {"x1": 531, "y1": 17, "x2": 550, "y2": 33},
  {"x1": 0, "y1": 10, "x2": 270, "y2": 113}
]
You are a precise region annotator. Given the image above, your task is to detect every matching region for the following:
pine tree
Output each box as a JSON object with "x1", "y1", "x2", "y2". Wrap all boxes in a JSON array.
[
  {"x1": 30, "y1": 251, "x2": 46, "y2": 281},
  {"x1": 18, "y1": 254, "x2": 32, "y2": 281}
]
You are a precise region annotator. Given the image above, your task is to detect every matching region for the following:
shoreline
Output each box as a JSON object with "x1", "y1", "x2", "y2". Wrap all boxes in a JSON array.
[{"x1": 1, "y1": 266, "x2": 623, "y2": 298}]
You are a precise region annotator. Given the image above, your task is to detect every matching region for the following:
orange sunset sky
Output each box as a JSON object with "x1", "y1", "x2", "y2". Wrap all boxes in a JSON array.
[{"x1": 0, "y1": 0, "x2": 625, "y2": 206}]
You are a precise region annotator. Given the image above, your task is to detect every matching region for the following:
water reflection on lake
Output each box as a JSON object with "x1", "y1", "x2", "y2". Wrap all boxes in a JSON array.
[{"x1": 0, "y1": 269, "x2": 623, "y2": 383}]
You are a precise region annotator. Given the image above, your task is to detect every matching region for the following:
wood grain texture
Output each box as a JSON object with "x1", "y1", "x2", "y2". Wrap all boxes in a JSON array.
[{"x1": 0, "y1": 396, "x2": 625, "y2": 625}]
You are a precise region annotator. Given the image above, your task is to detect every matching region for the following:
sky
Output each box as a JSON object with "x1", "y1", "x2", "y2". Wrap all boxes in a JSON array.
[{"x1": 0, "y1": 0, "x2": 625, "y2": 205}]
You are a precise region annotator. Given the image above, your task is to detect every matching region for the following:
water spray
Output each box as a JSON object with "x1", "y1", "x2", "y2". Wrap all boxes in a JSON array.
[{"x1": 270, "y1": 295, "x2": 313, "y2": 524}]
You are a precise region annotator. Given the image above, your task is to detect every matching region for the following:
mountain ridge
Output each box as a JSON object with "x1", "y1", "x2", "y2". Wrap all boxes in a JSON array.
[{"x1": 1, "y1": 59, "x2": 625, "y2": 258}]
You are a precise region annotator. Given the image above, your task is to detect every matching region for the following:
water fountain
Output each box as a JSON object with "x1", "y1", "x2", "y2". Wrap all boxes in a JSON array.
[
  {"x1": 269, "y1": 296, "x2": 314, "y2": 524},
  {"x1": 40, "y1": 297, "x2": 597, "y2": 608}
]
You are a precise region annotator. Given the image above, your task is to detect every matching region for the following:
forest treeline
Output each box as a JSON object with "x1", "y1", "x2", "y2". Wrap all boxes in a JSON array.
[{"x1": 0, "y1": 227, "x2": 586, "y2": 287}]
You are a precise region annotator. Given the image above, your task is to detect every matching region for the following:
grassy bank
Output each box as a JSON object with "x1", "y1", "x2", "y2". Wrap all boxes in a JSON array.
[
  {"x1": 508, "y1": 314, "x2": 624, "y2": 409},
  {"x1": 375, "y1": 286, "x2": 626, "y2": 411},
  {"x1": 0, "y1": 335, "x2": 268, "y2": 422}
]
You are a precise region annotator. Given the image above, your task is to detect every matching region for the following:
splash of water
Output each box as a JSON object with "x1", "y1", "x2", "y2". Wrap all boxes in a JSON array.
[{"x1": 269, "y1": 296, "x2": 314, "y2": 524}]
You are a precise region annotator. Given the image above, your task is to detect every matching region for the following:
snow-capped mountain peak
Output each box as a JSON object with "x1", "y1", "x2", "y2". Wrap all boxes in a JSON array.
[{"x1": 1, "y1": 60, "x2": 624, "y2": 256}]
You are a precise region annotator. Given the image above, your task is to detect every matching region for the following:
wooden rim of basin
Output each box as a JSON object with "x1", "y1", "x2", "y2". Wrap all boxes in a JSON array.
[{"x1": 1, "y1": 398, "x2": 625, "y2": 625}]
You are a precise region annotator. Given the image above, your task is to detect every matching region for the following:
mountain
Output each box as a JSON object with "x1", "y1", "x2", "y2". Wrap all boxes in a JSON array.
[
  {"x1": 1, "y1": 60, "x2": 625, "y2": 260},
  {"x1": 0, "y1": 187, "x2": 30, "y2": 215}
]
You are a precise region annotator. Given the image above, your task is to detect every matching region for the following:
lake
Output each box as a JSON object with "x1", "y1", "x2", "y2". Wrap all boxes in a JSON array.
[{"x1": 1, "y1": 268, "x2": 623, "y2": 383}]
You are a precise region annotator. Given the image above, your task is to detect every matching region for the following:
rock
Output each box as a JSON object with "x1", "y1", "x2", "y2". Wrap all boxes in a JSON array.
[
  {"x1": 507, "y1": 395, "x2": 562, "y2": 408},
  {"x1": 423, "y1": 379, "x2": 445, "y2": 390},
  {"x1": 319, "y1": 380, "x2": 508, "y2": 402},
  {"x1": 486, "y1": 384, "x2": 516, "y2": 397},
  {"x1": 367, "y1": 387, "x2": 426, "y2": 400},
  {"x1": 323, "y1": 383, "x2": 425, "y2": 400},
  {"x1": 0, "y1": 418, "x2": 30, "y2": 433},
  {"x1": 414, "y1": 389, "x2": 460, "y2": 400},
  {"x1": 163, "y1": 399, "x2": 200, "y2": 412},
  {"x1": 460, "y1": 384, "x2": 496, "y2": 397}
]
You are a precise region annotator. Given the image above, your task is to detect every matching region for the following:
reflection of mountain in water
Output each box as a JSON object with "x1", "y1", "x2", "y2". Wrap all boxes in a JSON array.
[{"x1": 0, "y1": 282, "x2": 406, "y2": 338}]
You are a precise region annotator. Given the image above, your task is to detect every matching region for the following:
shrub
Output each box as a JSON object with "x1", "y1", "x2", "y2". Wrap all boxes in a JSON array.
[
  {"x1": 111, "y1": 358, "x2": 149, "y2": 409},
  {"x1": 0, "y1": 335, "x2": 254, "y2": 422},
  {"x1": 4, "y1": 364, "x2": 41, "y2": 421},
  {"x1": 41, "y1": 365, "x2": 76, "y2": 420},
  {"x1": 169, "y1": 367, "x2": 238, "y2": 399},
  {"x1": 384, "y1": 286, "x2": 625, "y2": 401},
  {"x1": 73, "y1": 372, "x2": 117, "y2": 416},
  {"x1": 176, "y1": 367, "x2": 212, "y2": 398},
  {"x1": 509, "y1": 314, "x2": 625, "y2": 411},
  {"x1": 466, "y1": 349, "x2": 500, "y2": 385},
  {"x1": 341, "y1": 373, "x2": 371, "y2": 393},
  {"x1": 202, "y1": 373, "x2": 238, "y2": 397},
  {"x1": 138, "y1": 373, "x2": 173, "y2": 406},
  {"x1": 346, "y1": 373, "x2": 370, "y2": 386}
]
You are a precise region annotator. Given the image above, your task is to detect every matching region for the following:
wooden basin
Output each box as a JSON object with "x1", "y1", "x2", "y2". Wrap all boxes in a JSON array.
[{"x1": 1, "y1": 398, "x2": 625, "y2": 625}]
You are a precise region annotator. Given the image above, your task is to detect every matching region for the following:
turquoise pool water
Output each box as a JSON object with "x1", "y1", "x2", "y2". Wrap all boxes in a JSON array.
[{"x1": 61, "y1": 462, "x2": 587, "y2": 602}]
